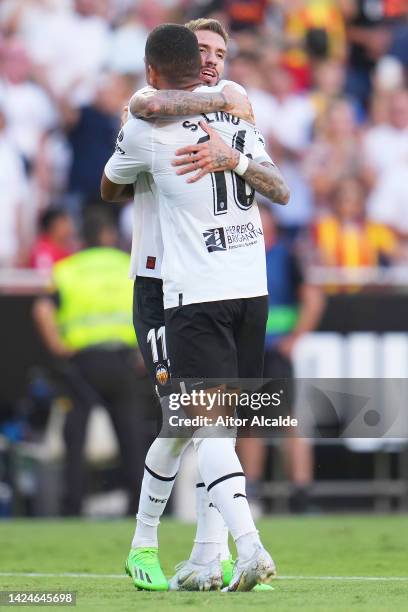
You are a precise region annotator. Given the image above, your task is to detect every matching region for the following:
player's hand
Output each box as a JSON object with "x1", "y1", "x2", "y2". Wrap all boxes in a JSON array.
[
  {"x1": 221, "y1": 85, "x2": 255, "y2": 124},
  {"x1": 172, "y1": 121, "x2": 239, "y2": 183}
]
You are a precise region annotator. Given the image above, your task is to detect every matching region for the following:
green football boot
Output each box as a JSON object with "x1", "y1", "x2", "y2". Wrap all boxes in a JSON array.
[
  {"x1": 253, "y1": 583, "x2": 275, "y2": 591},
  {"x1": 221, "y1": 557, "x2": 274, "y2": 592},
  {"x1": 125, "y1": 548, "x2": 168, "y2": 591},
  {"x1": 221, "y1": 557, "x2": 234, "y2": 587}
]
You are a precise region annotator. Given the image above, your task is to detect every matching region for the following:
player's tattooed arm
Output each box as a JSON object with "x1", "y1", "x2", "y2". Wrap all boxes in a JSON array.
[
  {"x1": 172, "y1": 121, "x2": 290, "y2": 205},
  {"x1": 241, "y1": 160, "x2": 290, "y2": 205},
  {"x1": 129, "y1": 89, "x2": 227, "y2": 117},
  {"x1": 129, "y1": 85, "x2": 254, "y2": 123}
]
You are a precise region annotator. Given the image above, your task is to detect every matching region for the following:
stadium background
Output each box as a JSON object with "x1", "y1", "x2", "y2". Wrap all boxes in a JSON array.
[{"x1": 0, "y1": 0, "x2": 408, "y2": 522}]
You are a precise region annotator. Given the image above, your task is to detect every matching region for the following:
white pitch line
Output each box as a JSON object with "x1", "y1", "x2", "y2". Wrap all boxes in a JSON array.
[
  {"x1": 0, "y1": 572, "x2": 127, "y2": 579},
  {"x1": 0, "y1": 572, "x2": 407, "y2": 582},
  {"x1": 279, "y1": 576, "x2": 408, "y2": 582}
]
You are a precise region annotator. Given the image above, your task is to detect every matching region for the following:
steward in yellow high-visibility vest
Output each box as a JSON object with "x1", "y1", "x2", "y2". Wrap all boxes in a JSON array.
[
  {"x1": 33, "y1": 209, "x2": 154, "y2": 516},
  {"x1": 53, "y1": 247, "x2": 136, "y2": 351}
]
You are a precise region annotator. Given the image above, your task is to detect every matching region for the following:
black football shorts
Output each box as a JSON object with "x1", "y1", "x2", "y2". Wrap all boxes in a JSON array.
[
  {"x1": 164, "y1": 295, "x2": 268, "y2": 386},
  {"x1": 133, "y1": 276, "x2": 171, "y2": 396}
]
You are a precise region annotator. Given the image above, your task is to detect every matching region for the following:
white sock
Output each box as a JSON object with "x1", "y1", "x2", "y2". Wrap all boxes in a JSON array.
[
  {"x1": 193, "y1": 437, "x2": 258, "y2": 543},
  {"x1": 189, "y1": 542, "x2": 220, "y2": 565},
  {"x1": 235, "y1": 531, "x2": 262, "y2": 562},
  {"x1": 189, "y1": 480, "x2": 231, "y2": 564},
  {"x1": 132, "y1": 436, "x2": 190, "y2": 549},
  {"x1": 219, "y1": 525, "x2": 231, "y2": 561}
]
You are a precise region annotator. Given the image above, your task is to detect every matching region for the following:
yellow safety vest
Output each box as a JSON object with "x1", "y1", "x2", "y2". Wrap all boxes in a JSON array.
[{"x1": 53, "y1": 247, "x2": 136, "y2": 350}]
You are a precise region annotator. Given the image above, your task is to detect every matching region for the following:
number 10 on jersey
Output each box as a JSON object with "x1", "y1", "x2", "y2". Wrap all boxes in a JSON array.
[{"x1": 197, "y1": 129, "x2": 255, "y2": 216}]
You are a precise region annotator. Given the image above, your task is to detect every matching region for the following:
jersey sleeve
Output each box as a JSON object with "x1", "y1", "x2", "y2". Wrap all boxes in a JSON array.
[
  {"x1": 252, "y1": 127, "x2": 274, "y2": 165},
  {"x1": 128, "y1": 86, "x2": 156, "y2": 119},
  {"x1": 221, "y1": 82, "x2": 274, "y2": 164},
  {"x1": 104, "y1": 119, "x2": 151, "y2": 185},
  {"x1": 217, "y1": 81, "x2": 274, "y2": 164},
  {"x1": 133, "y1": 85, "x2": 156, "y2": 97},
  {"x1": 217, "y1": 79, "x2": 248, "y2": 97},
  {"x1": 195, "y1": 80, "x2": 248, "y2": 96}
]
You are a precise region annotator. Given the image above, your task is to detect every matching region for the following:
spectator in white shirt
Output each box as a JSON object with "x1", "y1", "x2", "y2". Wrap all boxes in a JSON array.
[
  {"x1": 368, "y1": 156, "x2": 408, "y2": 239},
  {"x1": 260, "y1": 59, "x2": 315, "y2": 156},
  {"x1": 362, "y1": 88, "x2": 408, "y2": 189},
  {"x1": 0, "y1": 104, "x2": 29, "y2": 267},
  {"x1": 108, "y1": 6, "x2": 149, "y2": 75},
  {"x1": 228, "y1": 50, "x2": 315, "y2": 156},
  {"x1": 303, "y1": 98, "x2": 363, "y2": 209},
  {"x1": 228, "y1": 50, "x2": 315, "y2": 236},
  {"x1": 0, "y1": 38, "x2": 58, "y2": 167},
  {"x1": 14, "y1": 0, "x2": 112, "y2": 108}
]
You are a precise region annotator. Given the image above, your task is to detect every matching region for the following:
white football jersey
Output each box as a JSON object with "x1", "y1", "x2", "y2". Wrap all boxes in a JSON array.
[
  {"x1": 105, "y1": 83, "x2": 272, "y2": 307},
  {"x1": 108, "y1": 86, "x2": 163, "y2": 279},
  {"x1": 105, "y1": 81, "x2": 272, "y2": 282},
  {"x1": 128, "y1": 171, "x2": 163, "y2": 278}
]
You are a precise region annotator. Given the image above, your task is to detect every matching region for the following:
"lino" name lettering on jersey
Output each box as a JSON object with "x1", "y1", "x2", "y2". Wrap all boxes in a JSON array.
[{"x1": 182, "y1": 112, "x2": 241, "y2": 131}]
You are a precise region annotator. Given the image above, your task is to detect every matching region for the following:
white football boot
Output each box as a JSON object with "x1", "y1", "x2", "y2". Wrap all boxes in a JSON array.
[
  {"x1": 222, "y1": 545, "x2": 276, "y2": 592},
  {"x1": 168, "y1": 556, "x2": 223, "y2": 591}
]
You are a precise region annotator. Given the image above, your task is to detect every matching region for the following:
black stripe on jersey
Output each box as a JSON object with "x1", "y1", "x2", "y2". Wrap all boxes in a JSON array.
[
  {"x1": 196, "y1": 482, "x2": 206, "y2": 488},
  {"x1": 231, "y1": 130, "x2": 255, "y2": 210},
  {"x1": 207, "y1": 472, "x2": 245, "y2": 492},
  {"x1": 232, "y1": 130, "x2": 246, "y2": 153},
  {"x1": 145, "y1": 463, "x2": 177, "y2": 482},
  {"x1": 210, "y1": 171, "x2": 228, "y2": 216}
]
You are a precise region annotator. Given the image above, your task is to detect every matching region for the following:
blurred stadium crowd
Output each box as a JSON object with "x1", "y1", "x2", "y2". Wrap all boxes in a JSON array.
[
  {"x1": 0, "y1": 1, "x2": 408, "y2": 517},
  {"x1": 0, "y1": 0, "x2": 407, "y2": 279}
]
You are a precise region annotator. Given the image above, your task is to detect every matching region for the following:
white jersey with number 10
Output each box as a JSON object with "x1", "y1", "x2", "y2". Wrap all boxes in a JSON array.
[{"x1": 105, "y1": 86, "x2": 269, "y2": 309}]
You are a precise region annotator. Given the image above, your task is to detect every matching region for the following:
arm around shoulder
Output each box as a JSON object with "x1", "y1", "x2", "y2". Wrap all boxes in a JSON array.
[{"x1": 100, "y1": 172, "x2": 134, "y2": 203}]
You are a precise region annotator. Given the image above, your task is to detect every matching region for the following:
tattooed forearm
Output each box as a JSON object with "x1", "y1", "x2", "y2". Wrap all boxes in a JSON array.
[
  {"x1": 130, "y1": 91, "x2": 228, "y2": 118},
  {"x1": 242, "y1": 161, "x2": 290, "y2": 205},
  {"x1": 213, "y1": 149, "x2": 238, "y2": 171}
]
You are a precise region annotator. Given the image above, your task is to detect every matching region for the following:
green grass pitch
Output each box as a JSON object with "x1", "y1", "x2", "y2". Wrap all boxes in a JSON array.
[{"x1": 0, "y1": 516, "x2": 408, "y2": 611}]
